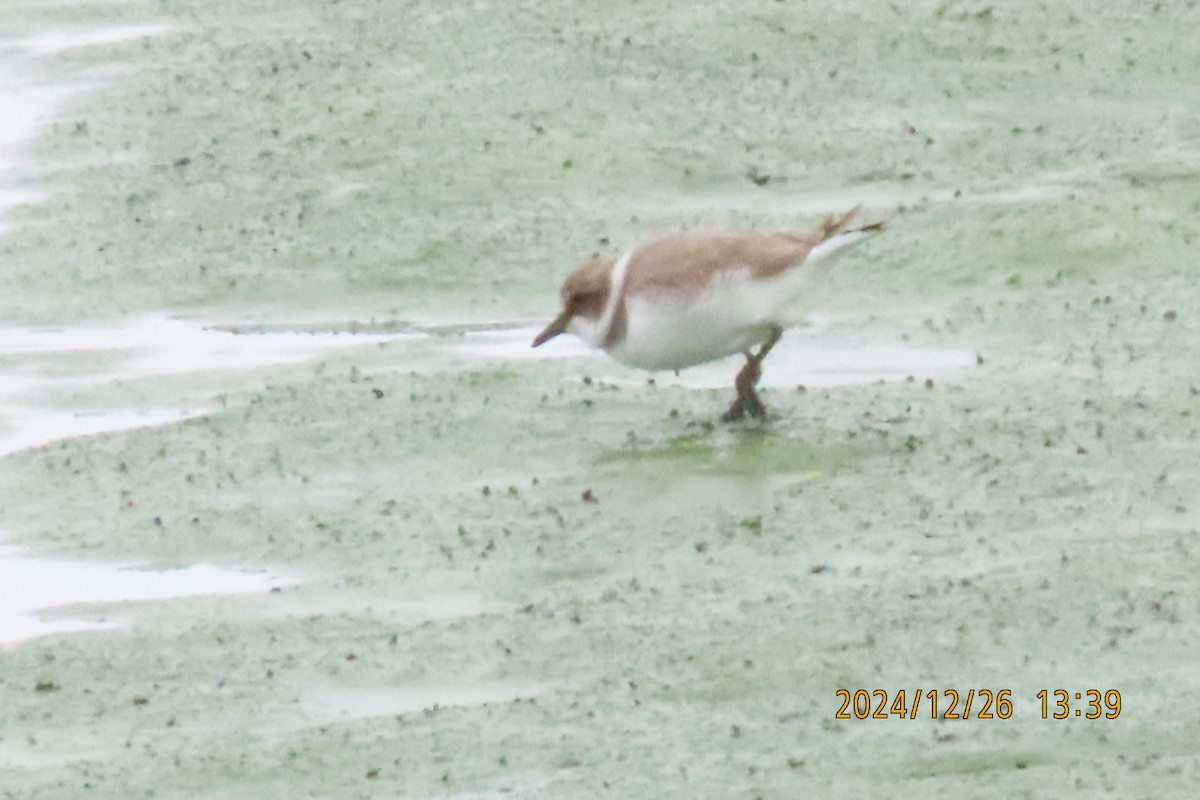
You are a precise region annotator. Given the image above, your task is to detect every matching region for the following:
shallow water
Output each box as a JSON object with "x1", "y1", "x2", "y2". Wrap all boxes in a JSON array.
[
  {"x1": 0, "y1": 24, "x2": 167, "y2": 228},
  {"x1": 461, "y1": 322, "x2": 977, "y2": 388},
  {"x1": 17, "y1": 23, "x2": 170, "y2": 56},
  {"x1": 0, "y1": 406, "x2": 203, "y2": 457},
  {"x1": 0, "y1": 545, "x2": 292, "y2": 644},
  {"x1": 0, "y1": 313, "x2": 416, "y2": 454}
]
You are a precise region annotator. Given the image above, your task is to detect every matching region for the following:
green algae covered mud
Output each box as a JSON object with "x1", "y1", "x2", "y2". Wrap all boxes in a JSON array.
[{"x1": 1, "y1": 0, "x2": 1199, "y2": 797}]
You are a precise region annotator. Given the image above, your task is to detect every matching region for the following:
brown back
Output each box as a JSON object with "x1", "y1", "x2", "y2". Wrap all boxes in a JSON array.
[
  {"x1": 623, "y1": 232, "x2": 813, "y2": 294},
  {"x1": 623, "y1": 209, "x2": 865, "y2": 294}
]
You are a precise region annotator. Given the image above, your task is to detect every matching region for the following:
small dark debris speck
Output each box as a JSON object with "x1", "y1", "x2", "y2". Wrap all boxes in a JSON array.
[
  {"x1": 581, "y1": 488, "x2": 597, "y2": 503},
  {"x1": 482, "y1": 485, "x2": 491, "y2": 496},
  {"x1": 366, "y1": 769, "x2": 380, "y2": 780},
  {"x1": 746, "y1": 166, "x2": 771, "y2": 187},
  {"x1": 810, "y1": 564, "x2": 828, "y2": 574},
  {"x1": 153, "y1": 516, "x2": 162, "y2": 527},
  {"x1": 372, "y1": 388, "x2": 384, "y2": 399},
  {"x1": 1164, "y1": 310, "x2": 1178, "y2": 321},
  {"x1": 925, "y1": 378, "x2": 935, "y2": 389}
]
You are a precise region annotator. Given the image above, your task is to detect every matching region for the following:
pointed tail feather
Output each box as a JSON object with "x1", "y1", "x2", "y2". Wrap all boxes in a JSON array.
[
  {"x1": 818, "y1": 207, "x2": 885, "y2": 239},
  {"x1": 806, "y1": 208, "x2": 885, "y2": 264}
]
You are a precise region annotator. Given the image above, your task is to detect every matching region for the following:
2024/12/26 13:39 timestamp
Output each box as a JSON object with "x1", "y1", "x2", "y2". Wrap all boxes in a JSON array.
[{"x1": 834, "y1": 689, "x2": 1122, "y2": 720}]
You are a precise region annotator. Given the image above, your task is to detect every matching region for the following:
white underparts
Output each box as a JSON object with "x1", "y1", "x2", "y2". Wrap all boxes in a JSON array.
[{"x1": 595, "y1": 251, "x2": 632, "y2": 346}]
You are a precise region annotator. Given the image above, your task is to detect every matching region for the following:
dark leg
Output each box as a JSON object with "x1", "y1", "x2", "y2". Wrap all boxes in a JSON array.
[
  {"x1": 722, "y1": 354, "x2": 762, "y2": 421},
  {"x1": 721, "y1": 326, "x2": 783, "y2": 421}
]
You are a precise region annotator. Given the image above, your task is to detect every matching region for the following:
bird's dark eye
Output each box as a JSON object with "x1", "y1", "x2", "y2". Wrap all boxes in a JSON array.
[{"x1": 570, "y1": 291, "x2": 603, "y2": 317}]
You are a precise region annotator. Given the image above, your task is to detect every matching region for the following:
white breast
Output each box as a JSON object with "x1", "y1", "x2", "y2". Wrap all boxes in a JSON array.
[{"x1": 606, "y1": 269, "x2": 788, "y2": 370}]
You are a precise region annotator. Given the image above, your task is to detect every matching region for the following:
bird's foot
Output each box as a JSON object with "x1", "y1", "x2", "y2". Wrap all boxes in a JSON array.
[
  {"x1": 721, "y1": 388, "x2": 767, "y2": 422},
  {"x1": 722, "y1": 353, "x2": 770, "y2": 422}
]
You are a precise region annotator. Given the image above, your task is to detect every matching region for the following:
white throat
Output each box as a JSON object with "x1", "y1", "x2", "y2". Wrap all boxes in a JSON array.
[{"x1": 572, "y1": 251, "x2": 632, "y2": 348}]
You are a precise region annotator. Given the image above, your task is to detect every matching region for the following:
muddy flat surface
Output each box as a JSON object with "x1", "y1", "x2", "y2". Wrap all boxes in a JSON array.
[{"x1": 0, "y1": 1, "x2": 1198, "y2": 798}]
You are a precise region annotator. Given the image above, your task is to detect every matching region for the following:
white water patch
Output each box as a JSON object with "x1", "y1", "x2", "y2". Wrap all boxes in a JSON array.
[
  {"x1": 0, "y1": 188, "x2": 44, "y2": 236},
  {"x1": 18, "y1": 24, "x2": 171, "y2": 56},
  {"x1": 0, "y1": 407, "x2": 204, "y2": 458},
  {"x1": 0, "y1": 314, "x2": 418, "y2": 456},
  {"x1": 0, "y1": 544, "x2": 293, "y2": 645},
  {"x1": 0, "y1": 68, "x2": 78, "y2": 234},
  {"x1": 0, "y1": 72, "x2": 83, "y2": 152},
  {"x1": 0, "y1": 313, "x2": 417, "y2": 384},
  {"x1": 454, "y1": 323, "x2": 975, "y2": 388},
  {"x1": 461, "y1": 325, "x2": 594, "y2": 360},
  {"x1": 0, "y1": 24, "x2": 169, "y2": 232},
  {"x1": 652, "y1": 340, "x2": 978, "y2": 390}
]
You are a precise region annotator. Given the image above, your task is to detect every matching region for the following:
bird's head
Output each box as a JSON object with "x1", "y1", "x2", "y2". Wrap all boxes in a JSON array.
[{"x1": 531, "y1": 257, "x2": 613, "y2": 347}]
